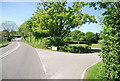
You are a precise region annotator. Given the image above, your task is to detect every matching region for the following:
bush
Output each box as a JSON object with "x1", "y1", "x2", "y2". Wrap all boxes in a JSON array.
[
  {"x1": 41, "y1": 37, "x2": 65, "y2": 49},
  {"x1": 59, "y1": 45, "x2": 92, "y2": 53},
  {"x1": 40, "y1": 37, "x2": 51, "y2": 48}
]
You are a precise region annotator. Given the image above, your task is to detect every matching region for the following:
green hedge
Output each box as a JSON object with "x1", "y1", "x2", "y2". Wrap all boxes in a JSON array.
[
  {"x1": 59, "y1": 45, "x2": 93, "y2": 53},
  {"x1": 100, "y1": 5, "x2": 120, "y2": 80}
]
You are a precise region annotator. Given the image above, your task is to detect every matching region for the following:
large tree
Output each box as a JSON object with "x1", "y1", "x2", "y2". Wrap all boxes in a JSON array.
[{"x1": 31, "y1": 1, "x2": 96, "y2": 39}]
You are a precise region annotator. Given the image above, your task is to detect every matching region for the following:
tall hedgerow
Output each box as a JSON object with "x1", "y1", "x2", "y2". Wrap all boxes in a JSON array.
[{"x1": 89, "y1": 1, "x2": 120, "y2": 80}]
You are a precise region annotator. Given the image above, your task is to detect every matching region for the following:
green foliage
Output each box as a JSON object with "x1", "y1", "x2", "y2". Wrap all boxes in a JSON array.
[
  {"x1": 18, "y1": 19, "x2": 35, "y2": 42},
  {"x1": 1, "y1": 30, "x2": 10, "y2": 41},
  {"x1": 41, "y1": 37, "x2": 65, "y2": 48},
  {"x1": 59, "y1": 45, "x2": 93, "y2": 53},
  {"x1": 31, "y1": 1, "x2": 96, "y2": 38},
  {"x1": 70, "y1": 30, "x2": 81, "y2": 41},
  {"x1": 1, "y1": 21, "x2": 18, "y2": 41},
  {"x1": 69, "y1": 30, "x2": 86, "y2": 41},
  {"x1": 85, "y1": 32, "x2": 98, "y2": 45},
  {"x1": 101, "y1": 3, "x2": 120, "y2": 80},
  {"x1": 64, "y1": 30, "x2": 99, "y2": 45},
  {"x1": 89, "y1": 1, "x2": 120, "y2": 80},
  {"x1": 19, "y1": 1, "x2": 97, "y2": 50},
  {"x1": 0, "y1": 40, "x2": 10, "y2": 47}
]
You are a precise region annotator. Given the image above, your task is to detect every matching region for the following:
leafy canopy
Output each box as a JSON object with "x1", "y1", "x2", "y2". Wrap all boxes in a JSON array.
[{"x1": 31, "y1": 1, "x2": 96, "y2": 38}]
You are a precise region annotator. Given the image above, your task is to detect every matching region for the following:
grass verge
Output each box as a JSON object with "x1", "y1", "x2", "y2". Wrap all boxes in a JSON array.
[
  {"x1": 23, "y1": 40, "x2": 41, "y2": 48},
  {"x1": 91, "y1": 44, "x2": 102, "y2": 48},
  {"x1": 85, "y1": 61, "x2": 104, "y2": 79},
  {"x1": 69, "y1": 44, "x2": 102, "y2": 49},
  {"x1": 0, "y1": 41, "x2": 10, "y2": 47},
  {"x1": 23, "y1": 40, "x2": 99, "y2": 54}
]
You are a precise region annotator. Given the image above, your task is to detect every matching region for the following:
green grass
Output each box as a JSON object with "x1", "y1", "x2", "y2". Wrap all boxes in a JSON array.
[
  {"x1": 23, "y1": 40, "x2": 41, "y2": 48},
  {"x1": 69, "y1": 44, "x2": 102, "y2": 49},
  {"x1": 69, "y1": 44, "x2": 87, "y2": 46},
  {"x1": 0, "y1": 41, "x2": 10, "y2": 47},
  {"x1": 23, "y1": 40, "x2": 50, "y2": 50},
  {"x1": 91, "y1": 44, "x2": 102, "y2": 48},
  {"x1": 85, "y1": 61, "x2": 104, "y2": 79}
]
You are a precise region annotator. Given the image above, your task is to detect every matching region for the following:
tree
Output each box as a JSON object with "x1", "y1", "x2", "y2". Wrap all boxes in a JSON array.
[
  {"x1": 19, "y1": 1, "x2": 97, "y2": 47},
  {"x1": 69, "y1": 30, "x2": 85, "y2": 41},
  {"x1": 89, "y1": 1, "x2": 120, "y2": 80},
  {"x1": 1, "y1": 30, "x2": 9, "y2": 41},
  {"x1": 0, "y1": 21, "x2": 18, "y2": 41},
  {"x1": 1, "y1": 21, "x2": 17, "y2": 32},
  {"x1": 31, "y1": 1, "x2": 96, "y2": 39},
  {"x1": 18, "y1": 19, "x2": 33, "y2": 41},
  {"x1": 70, "y1": 30, "x2": 81, "y2": 41},
  {"x1": 77, "y1": 31, "x2": 85, "y2": 41},
  {"x1": 85, "y1": 32, "x2": 97, "y2": 45}
]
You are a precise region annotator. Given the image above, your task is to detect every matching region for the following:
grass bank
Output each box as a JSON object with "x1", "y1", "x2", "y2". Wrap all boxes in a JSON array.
[
  {"x1": 85, "y1": 61, "x2": 104, "y2": 79},
  {"x1": 91, "y1": 44, "x2": 102, "y2": 49},
  {"x1": 0, "y1": 41, "x2": 10, "y2": 47},
  {"x1": 69, "y1": 44, "x2": 102, "y2": 49},
  {"x1": 23, "y1": 40, "x2": 42, "y2": 48}
]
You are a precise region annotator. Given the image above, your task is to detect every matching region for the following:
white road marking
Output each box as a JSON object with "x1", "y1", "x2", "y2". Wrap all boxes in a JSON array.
[
  {"x1": 35, "y1": 48, "x2": 48, "y2": 79},
  {"x1": 81, "y1": 59, "x2": 102, "y2": 79},
  {"x1": 0, "y1": 42, "x2": 20, "y2": 59}
]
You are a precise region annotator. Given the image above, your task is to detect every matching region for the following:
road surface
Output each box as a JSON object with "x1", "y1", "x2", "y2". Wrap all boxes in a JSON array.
[
  {"x1": 1, "y1": 39, "x2": 46, "y2": 79},
  {"x1": 0, "y1": 39, "x2": 101, "y2": 79}
]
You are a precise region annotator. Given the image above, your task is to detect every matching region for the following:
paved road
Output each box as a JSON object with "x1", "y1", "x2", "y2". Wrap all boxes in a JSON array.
[
  {"x1": 1, "y1": 39, "x2": 46, "y2": 79},
  {"x1": 0, "y1": 39, "x2": 101, "y2": 79},
  {"x1": 36, "y1": 49, "x2": 101, "y2": 79}
]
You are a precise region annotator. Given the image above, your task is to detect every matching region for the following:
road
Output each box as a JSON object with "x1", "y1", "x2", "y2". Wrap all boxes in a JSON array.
[
  {"x1": 0, "y1": 39, "x2": 101, "y2": 79},
  {"x1": 1, "y1": 39, "x2": 46, "y2": 79}
]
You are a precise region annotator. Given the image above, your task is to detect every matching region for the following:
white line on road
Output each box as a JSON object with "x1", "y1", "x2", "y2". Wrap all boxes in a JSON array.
[
  {"x1": 35, "y1": 48, "x2": 48, "y2": 79},
  {"x1": 0, "y1": 42, "x2": 20, "y2": 59},
  {"x1": 81, "y1": 59, "x2": 102, "y2": 79}
]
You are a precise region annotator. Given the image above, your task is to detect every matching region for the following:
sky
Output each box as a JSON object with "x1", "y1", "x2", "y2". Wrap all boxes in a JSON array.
[{"x1": 1, "y1": 1, "x2": 104, "y2": 33}]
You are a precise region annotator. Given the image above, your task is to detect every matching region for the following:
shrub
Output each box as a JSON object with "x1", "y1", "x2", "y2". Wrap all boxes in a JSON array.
[
  {"x1": 59, "y1": 45, "x2": 92, "y2": 53},
  {"x1": 40, "y1": 37, "x2": 51, "y2": 48},
  {"x1": 100, "y1": 5, "x2": 120, "y2": 80},
  {"x1": 41, "y1": 37, "x2": 65, "y2": 49}
]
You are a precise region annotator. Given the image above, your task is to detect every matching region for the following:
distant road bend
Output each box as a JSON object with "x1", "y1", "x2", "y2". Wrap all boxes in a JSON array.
[{"x1": 0, "y1": 38, "x2": 101, "y2": 79}]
